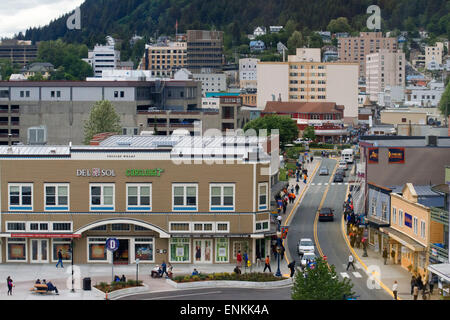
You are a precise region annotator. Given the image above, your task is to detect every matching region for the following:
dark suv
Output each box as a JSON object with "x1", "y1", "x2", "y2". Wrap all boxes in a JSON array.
[{"x1": 319, "y1": 208, "x2": 334, "y2": 221}]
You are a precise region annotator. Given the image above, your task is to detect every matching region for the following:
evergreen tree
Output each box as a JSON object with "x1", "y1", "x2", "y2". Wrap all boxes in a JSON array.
[{"x1": 83, "y1": 100, "x2": 122, "y2": 144}]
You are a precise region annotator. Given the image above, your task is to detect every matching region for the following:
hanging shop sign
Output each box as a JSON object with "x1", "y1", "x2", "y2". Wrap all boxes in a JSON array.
[
  {"x1": 404, "y1": 212, "x2": 413, "y2": 228},
  {"x1": 388, "y1": 148, "x2": 405, "y2": 164}
]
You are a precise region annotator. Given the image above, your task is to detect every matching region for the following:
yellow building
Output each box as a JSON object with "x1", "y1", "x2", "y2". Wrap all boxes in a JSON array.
[
  {"x1": 140, "y1": 42, "x2": 187, "y2": 77},
  {"x1": 381, "y1": 183, "x2": 445, "y2": 280}
]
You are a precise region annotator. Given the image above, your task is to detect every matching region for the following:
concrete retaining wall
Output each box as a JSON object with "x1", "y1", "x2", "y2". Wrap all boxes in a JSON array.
[
  {"x1": 92, "y1": 283, "x2": 150, "y2": 300},
  {"x1": 166, "y1": 278, "x2": 293, "y2": 289}
]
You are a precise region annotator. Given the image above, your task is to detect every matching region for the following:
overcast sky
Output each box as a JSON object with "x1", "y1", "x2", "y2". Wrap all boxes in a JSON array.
[{"x1": 0, "y1": 0, "x2": 85, "y2": 38}]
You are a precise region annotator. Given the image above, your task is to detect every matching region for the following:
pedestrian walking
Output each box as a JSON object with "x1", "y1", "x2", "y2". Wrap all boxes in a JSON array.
[
  {"x1": 346, "y1": 254, "x2": 355, "y2": 271},
  {"x1": 429, "y1": 275, "x2": 435, "y2": 294},
  {"x1": 263, "y1": 255, "x2": 272, "y2": 273},
  {"x1": 382, "y1": 247, "x2": 388, "y2": 265},
  {"x1": 236, "y1": 250, "x2": 242, "y2": 268},
  {"x1": 295, "y1": 184, "x2": 300, "y2": 195},
  {"x1": 288, "y1": 261, "x2": 296, "y2": 278},
  {"x1": 310, "y1": 156, "x2": 313, "y2": 163},
  {"x1": 56, "y1": 249, "x2": 64, "y2": 268},
  {"x1": 280, "y1": 245, "x2": 285, "y2": 261},
  {"x1": 413, "y1": 284, "x2": 419, "y2": 300},
  {"x1": 6, "y1": 276, "x2": 13, "y2": 296},
  {"x1": 243, "y1": 252, "x2": 249, "y2": 271},
  {"x1": 410, "y1": 275, "x2": 416, "y2": 295},
  {"x1": 392, "y1": 281, "x2": 398, "y2": 300}
]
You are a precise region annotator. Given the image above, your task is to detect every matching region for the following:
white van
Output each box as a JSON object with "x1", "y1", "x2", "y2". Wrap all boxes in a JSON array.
[{"x1": 341, "y1": 149, "x2": 354, "y2": 164}]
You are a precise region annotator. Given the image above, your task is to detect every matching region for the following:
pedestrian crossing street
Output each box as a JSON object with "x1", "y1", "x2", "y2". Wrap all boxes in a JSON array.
[
  {"x1": 310, "y1": 182, "x2": 349, "y2": 186},
  {"x1": 339, "y1": 263, "x2": 364, "y2": 280}
]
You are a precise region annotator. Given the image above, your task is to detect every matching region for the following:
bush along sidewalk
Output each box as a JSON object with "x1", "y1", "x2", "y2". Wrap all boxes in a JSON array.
[
  {"x1": 95, "y1": 279, "x2": 143, "y2": 293},
  {"x1": 173, "y1": 272, "x2": 286, "y2": 283}
]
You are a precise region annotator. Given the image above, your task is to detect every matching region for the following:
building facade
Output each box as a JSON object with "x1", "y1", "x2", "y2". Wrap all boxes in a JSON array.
[
  {"x1": 192, "y1": 73, "x2": 227, "y2": 96},
  {"x1": 83, "y1": 45, "x2": 121, "y2": 78},
  {"x1": 425, "y1": 42, "x2": 444, "y2": 68},
  {"x1": 366, "y1": 49, "x2": 405, "y2": 102},
  {"x1": 239, "y1": 58, "x2": 259, "y2": 89},
  {"x1": 0, "y1": 40, "x2": 37, "y2": 67},
  {"x1": 140, "y1": 42, "x2": 187, "y2": 77},
  {"x1": 338, "y1": 32, "x2": 398, "y2": 78},
  {"x1": 186, "y1": 30, "x2": 224, "y2": 74},
  {"x1": 0, "y1": 135, "x2": 274, "y2": 265}
]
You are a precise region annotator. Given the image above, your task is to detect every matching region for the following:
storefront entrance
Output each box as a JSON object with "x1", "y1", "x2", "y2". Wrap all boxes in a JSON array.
[
  {"x1": 193, "y1": 239, "x2": 212, "y2": 263},
  {"x1": 113, "y1": 239, "x2": 129, "y2": 264},
  {"x1": 31, "y1": 239, "x2": 49, "y2": 263}
]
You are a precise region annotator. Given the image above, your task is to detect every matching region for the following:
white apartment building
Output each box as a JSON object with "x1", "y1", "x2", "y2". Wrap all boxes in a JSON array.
[
  {"x1": 192, "y1": 73, "x2": 227, "y2": 96},
  {"x1": 257, "y1": 54, "x2": 359, "y2": 119},
  {"x1": 366, "y1": 49, "x2": 405, "y2": 102},
  {"x1": 404, "y1": 80, "x2": 445, "y2": 107},
  {"x1": 239, "y1": 58, "x2": 260, "y2": 89},
  {"x1": 425, "y1": 42, "x2": 444, "y2": 68},
  {"x1": 83, "y1": 45, "x2": 120, "y2": 78}
]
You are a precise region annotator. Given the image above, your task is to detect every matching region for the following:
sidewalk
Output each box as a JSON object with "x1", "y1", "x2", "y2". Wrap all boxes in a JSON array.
[
  {"x1": 342, "y1": 220, "x2": 441, "y2": 300},
  {"x1": 0, "y1": 261, "x2": 293, "y2": 300}
]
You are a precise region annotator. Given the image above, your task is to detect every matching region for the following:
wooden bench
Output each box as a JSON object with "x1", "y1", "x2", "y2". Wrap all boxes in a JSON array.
[{"x1": 30, "y1": 284, "x2": 50, "y2": 294}]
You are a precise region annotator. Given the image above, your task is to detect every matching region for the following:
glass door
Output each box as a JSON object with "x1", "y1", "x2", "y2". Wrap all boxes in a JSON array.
[
  {"x1": 31, "y1": 239, "x2": 49, "y2": 263},
  {"x1": 193, "y1": 239, "x2": 212, "y2": 263}
]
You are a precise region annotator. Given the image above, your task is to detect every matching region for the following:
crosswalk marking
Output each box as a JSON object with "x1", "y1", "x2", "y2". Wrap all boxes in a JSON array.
[
  {"x1": 317, "y1": 183, "x2": 322, "y2": 185},
  {"x1": 340, "y1": 272, "x2": 349, "y2": 278},
  {"x1": 353, "y1": 272, "x2": 362, "y2": 278}
]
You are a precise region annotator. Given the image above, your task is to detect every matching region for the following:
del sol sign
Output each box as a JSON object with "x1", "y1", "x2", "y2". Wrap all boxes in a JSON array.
[
  {"x1": 126, "y1": 168, "x2": 164, "y2": 177},
  {"x1": 77, "y1": 168, "x2": 116, "y2": 177}
]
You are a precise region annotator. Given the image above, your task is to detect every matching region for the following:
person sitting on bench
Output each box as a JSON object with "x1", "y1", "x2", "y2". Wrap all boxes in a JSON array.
[
  {"x1": 45, "y1": 280, "x2": 59, "y2": 295},
  {"x1": 35, "y1": 279, "x2": 41, "y2": 284}
]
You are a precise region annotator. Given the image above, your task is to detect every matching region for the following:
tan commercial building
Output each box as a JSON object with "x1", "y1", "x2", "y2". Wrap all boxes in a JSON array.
[
  {"x1": 338, "y1": 32, "x2": 398, "y2": 78},
  {"x1": 140, "y1": 42, "x2": 187, "y2": 77},
  {"x1": 425, "y1": 42, "x2": 444, "y2": 67},
  {"x1": 257, "y1": 50, "x2": 359, "y2": 119},
  {"x1": 0, "y1": 135, "x2": 274, "y2": 265},
  {"x1": 380, "y1": 109, "x2": 428, "y2": 126},
  {"x1": 366, "y1": 49, "x2": 405, "y2": 102}
]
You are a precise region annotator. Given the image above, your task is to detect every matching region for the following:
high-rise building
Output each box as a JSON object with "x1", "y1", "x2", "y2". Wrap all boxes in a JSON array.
[
  {"x1": 0, "y1": 40, "x2": 37, "y2": 67},
  {"x1": 366, "y1": 49, "x2": 405, "y2": 102},
  {"x1": 83, "y1": 45, "x2": 120, "y2": 78},
  {"x1": 338, "y1": 32, "x2": 398, "y2": 79},
  {"x1": 186, "y1": 30, "x2": 224, "y2": 74},
  {"x1": 140, "y1": 41, "x2": 187, "y2": 77}
]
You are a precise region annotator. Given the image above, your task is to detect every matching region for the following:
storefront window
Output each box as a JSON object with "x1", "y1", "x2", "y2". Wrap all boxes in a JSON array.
[
  {"x1": 88, "y1": 238, "x2": 107, "y2": 261},
  {"x1": 52, "y1": 239, "x2": 71, "y2": 261},
  {"x1": 170, "y1": 238, "x2": 190, "y2": 262},
  {"x1": 7, "y1": 238, "x2": 26, "y2": 261},
  {"x1": 134, "y1": 238, "x2": 154, "y2": 261},
  {"x1": 215, "y1": 238, "x2": 229, "y2": 263}
]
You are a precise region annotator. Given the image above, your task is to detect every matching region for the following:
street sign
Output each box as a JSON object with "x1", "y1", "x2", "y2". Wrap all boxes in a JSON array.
[{"x1": 106, "y1": 238, "x2": 119, "y2": 252}]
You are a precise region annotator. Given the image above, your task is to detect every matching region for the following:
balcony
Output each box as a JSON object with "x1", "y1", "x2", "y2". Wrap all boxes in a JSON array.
[
  {"x1": 430, "y1": 243, "x2": 448, "y2": 263},
  {"x1": 431, "y1": 207, "x2": 449, "y2": 226}
]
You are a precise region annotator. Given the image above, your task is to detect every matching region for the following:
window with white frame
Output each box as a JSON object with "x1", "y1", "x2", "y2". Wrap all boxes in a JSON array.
[
  {"x1": 420, "y1": 220, "x2": 426, "y2": 239},
  {"x1": 52, "y1": 239, "x2": 72, "y2": 262},
  {"x1": 44, "y1": 184, "x2": 69, "y2": 211},
  {"x1": 370, "y1": 197, "x2": 376, "y2": 216},
  {"x1": 381, "y1": 202, "x2": 387, "y2": 221},
  {"x1": 210, "y1": 184, "x2": 234, "y2": 211},
  {"x1": 28, "y1": 222, "x2": 49, "y2": 232},
  {"x1": 258, "y1": 183, "x2": 268, "y2": 210},
  {"x1": 111, "y1": 224, "x2": 130, "y2": 231},
  {"x1": 169, "y1": 222, "x2": 190, "y2": 232},
  {"x1": 172, "y1": 184, "x2": 197, "y2": 211},
  {"x1": 7, "y1": 238, "x2": 27, "y2": 261},
  {"x1": 88, "y1": 237, "x2": 107, "y2": 262},
  {"x1": 90, "y1": 184, "x2": 114, "y2": 211},
  {"x1": 392, "y1": 207, "x2": 397, "y2": 224},
  {"x1": 127, "y1": 184, "x2": 151, "y2": 211},
  {"x1": 413, "y1": 217, "x2": 418, "y2": 235},
  {"x1": 255, "y1": 220, "x2": 270, "y2": 231},
  {"x1": 52, "y1": 222, "x2": 72, "y2": 231},
  {"x1": 9, "y1": 184, "x2": 33, "y2": 211},
  {"x1": 216, "y1": 222, "x2": 229, "y2": 233},
  {"x1": 193, "y1": 222, "x2": 214, "y2": 233},
  {"x1": 6, "y1": 222, "x2": 26, "y2": 231},
  {"x1": 399, "y1": 210, "x2": 404, "y2": 226},
  {"x1": 134, "y1": 238, "x2": 154, "y2": 262}
]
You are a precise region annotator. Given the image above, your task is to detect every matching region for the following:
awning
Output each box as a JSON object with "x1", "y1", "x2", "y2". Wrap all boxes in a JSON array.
[
  {"x1": 379, "y1": 227, "x2": 426, "y2": 252},
  {"x1": 10, "y1": 233, "x2": 82, "y2": 239},
  {"x1": 427, "y1": 264, "x2": 450, "y2": 282},
  {"x1": 367, "y1": 216, "x2": 390, "y2": 228}
]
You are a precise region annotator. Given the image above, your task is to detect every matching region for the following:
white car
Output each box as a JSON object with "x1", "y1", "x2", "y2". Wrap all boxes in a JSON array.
[
  {"x1": 297, "y1": 238, "x2": 315, "y2": 256},
  {"x1": 338, "y1": 160, "x2": 348, "y2": 171},
  {"x1": 300, "y1": 252, "x2": 317, "y2": 267}
]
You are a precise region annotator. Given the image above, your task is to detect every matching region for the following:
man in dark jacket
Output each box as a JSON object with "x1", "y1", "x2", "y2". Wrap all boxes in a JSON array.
[{"x1": 288, "y1": 261, "x2": 296, "y2": 278}]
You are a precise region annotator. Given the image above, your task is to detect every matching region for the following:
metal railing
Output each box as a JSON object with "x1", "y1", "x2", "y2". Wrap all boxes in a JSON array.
[{"x1": 431, "y1": 207, "x2": 449, "y2": 226}]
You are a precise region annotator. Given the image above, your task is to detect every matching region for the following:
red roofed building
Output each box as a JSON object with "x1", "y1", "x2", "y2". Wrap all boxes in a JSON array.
[{"x1": 262, "y1": 101, "x2": 347, "y2": 143}]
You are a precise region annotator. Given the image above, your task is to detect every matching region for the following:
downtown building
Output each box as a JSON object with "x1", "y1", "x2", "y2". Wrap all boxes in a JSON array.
[
  {"x1": 0, "y1": 135, "x2": 276, "y2": 265},
  {"x1": 139, "y1": 41, "x2": 187, "y2": 77},
  {"x1": 186, "y1": 30, "x2": 224, "y2": 74},
  {"x1": 0, "y1": 40, "x2": 38, "y2": 68}
]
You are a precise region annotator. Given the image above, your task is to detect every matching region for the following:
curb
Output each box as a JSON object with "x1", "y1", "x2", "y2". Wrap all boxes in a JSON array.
[
  {"x1": 93, "y1": 283, "x2": 150, "y2": 300},
  {"x1": 165, "y1": 278, "x2": 293, "y2": 290},
  {"x1": 341, "y1": 185, "x2": 397, "y2": 300}
]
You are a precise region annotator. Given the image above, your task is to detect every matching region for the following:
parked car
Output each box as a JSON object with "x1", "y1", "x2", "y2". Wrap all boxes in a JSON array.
[
  {"x1": 297, "y1": 238, "x2": 315, "y2": 256},
  {"x1": 319, "y1": 166, "x2": 329, "y2": 176},
  {"x1": 336, "y1": 168, "x2": 346, "y2": 177},
  {"x1": 300, "y1": 252, "x2": 317, "y2": 267},
  {"x1": 333, "y1": 173, "x2": 344, "y2": 182},
  {"x1": 319, "y1": 207, "x2": 334, "y2": 221},
  {"x1": 338, "y1": 160, "x2": 348, "y2": 171}
]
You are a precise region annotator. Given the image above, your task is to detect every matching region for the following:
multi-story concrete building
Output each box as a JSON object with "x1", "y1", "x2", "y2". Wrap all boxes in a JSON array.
[
  {"x1": 404, "y1": 81, "x2": 445, "y2": 107},
  {"x1": 239, "y1": 58, "x2": 259, "y2": 89},
  {"x1": 0, "y1": 79, "x2": 202, "y2": 145},
  {"x1": 0, "y1": 135, "x2": 275, "y2": 265},
  {"x1": 366, "y1": 50, "x2": 405, "y2": 102},
  {"x1": 257, "y1": 52, "x2": 359, "y2": 120},
  {"x1": 140, "y1": 41, "x2": 187, "y2": 77},
  {"x1": 338, "y1": 32, "x2": 398, "y2": 78},
  {"x1": 425, "y1": 42, "x2": 444, "y2": 68},
  {"x1": 83, "y1": 45, "x2": 120, "y2": 78},
  {"x1": 192, "y1": 73, "x2": 227, "y2": 96},
  {"x1": 0, "y1": 40, "x2": 37, "y2": 67},
  {"x1": 186, "y1": 30, "x2": 224, "y2": 74}
]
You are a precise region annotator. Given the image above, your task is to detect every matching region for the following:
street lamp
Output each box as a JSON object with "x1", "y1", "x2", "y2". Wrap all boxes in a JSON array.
[
  {"x1": 136, "y1": 258, "x2": 140, "y2": 283},
  {"x1": 70, "y1": 239, "x2": 75, "y2": 293},
  {"x1": 275, "y1": 237, "x2": 282, "y2": 277}
]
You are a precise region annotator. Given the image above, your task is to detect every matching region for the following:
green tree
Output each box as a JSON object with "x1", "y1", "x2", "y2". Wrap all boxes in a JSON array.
[
  {"x1": 243, "y1": 115, "x2": 299, "y2": 146},
  {"x1": 439, "y1": 82, "x2": 450, "y2": 125},
  {"x1": 83, "y1": 100, "x2": 122, "y2": 145},
  {"x1": 308, "y1": 33, "x2": 324, "y2": 48},
  {"x1": 303, "y1": 126, "x2": 316, "y2": 141},
  {"x1": 291, "y1": 257, "x2": 355, "y2": 300},
  {"x1": 0, "y1": 59, "x2": 19, "y2": 80},
  {"x1": 287, "y1": 31, "x2": 304, "y2": 55},
  {"x1": 28, "y1": 73, "x2": 45, "y2": 81},
  {"x1": 327, "y1": 17, "x2": 352, "y2": 34}
]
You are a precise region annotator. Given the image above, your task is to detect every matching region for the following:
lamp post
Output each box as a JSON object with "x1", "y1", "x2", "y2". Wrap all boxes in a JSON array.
[
  {"x1": 70, "y1": 239, "x2": 75, "y2": 293},
  {"x1": 275, "y1": 246, "x2": 282, "y2": 277},
  {"x1": 136, "y1": 259, "x2": 140, "y2": 283}
]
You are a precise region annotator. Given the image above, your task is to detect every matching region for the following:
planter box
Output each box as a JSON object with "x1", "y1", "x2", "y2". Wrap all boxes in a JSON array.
[
  {"x1": 93, "y1": 283, "x2": 149, "y2": 300},
  {"x1": 167, "y1": 278, "x2": 293, "y2": 289}
]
